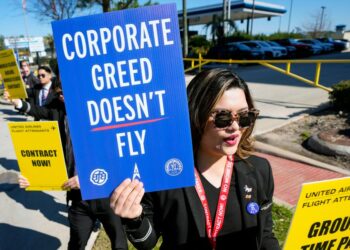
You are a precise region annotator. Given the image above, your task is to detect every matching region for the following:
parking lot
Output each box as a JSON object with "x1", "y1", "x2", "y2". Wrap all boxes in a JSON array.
[{"x1": 186, "y1": 50, "x2": 350, "y2": 134}]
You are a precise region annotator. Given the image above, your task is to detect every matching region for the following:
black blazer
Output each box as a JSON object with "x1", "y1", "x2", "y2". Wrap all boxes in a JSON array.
[
  {"x1": 26, "y1": 82, "x2": 57, "y2": 116},
  {"x1": 125, "y1": 155, "x2": 280, "y2": 250}
]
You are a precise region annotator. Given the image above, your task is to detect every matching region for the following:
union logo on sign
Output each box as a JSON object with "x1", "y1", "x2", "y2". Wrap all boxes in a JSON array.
[
  {"x1": 90, "y1": 168, "x2": 108, "y2": 186},
  {"x1": 165, "y1": 158, "x2": 183, "y2": 176}
]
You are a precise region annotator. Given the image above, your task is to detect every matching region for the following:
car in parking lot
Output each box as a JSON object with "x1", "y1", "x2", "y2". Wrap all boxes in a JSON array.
[
  {"x1": 259, "y1": 41, "x2": 288, "y2": 58},
  {"x1": 335, "y1": 39, "x2": 350, "y2": 49},
  {"x1": 316, "y1": 38, "x2": 347, "y2": 51},
  {"x1": 239, "y1": 41, "x2": 282, "y2": 59},
  {"x1": 296, "y1": 39, "x2": 323, "y2": 54},
  {"x1": 266, "y1": 41, "x2": 296, "y2": 58},
  {"x1": 298, "y1": 39, "x2": 333, "y2": 53},
  {"x1": 206, "y1": 42, "x2": 264, "y2": 60},
  {"x1": 272, "y1": 39, "x2": 314, "y2": 57}
]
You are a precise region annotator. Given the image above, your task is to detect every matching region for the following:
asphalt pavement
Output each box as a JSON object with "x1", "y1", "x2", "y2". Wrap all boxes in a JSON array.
[{"x1": 0, "y1": 51, "x2": 349, "y2": 249}]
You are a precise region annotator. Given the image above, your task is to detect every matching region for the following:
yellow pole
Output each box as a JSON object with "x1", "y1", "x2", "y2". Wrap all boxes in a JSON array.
[
  {"x1": 314, "y1": 62, "x2": 321, "y2": 86},
  {"x1": 261, "y1": 62, "x2": 331, "y2": 92},
  {"x1": 286, "y1": 62, "x2": 291, "y2": 73},
  {"x1": 199, "y1": 53, "x2": 202, "y2": 72}
]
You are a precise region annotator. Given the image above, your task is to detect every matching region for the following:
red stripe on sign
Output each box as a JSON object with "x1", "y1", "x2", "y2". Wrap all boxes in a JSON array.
[{"x1": 91, "y1": 117, "x2": 167, "y2": 132}]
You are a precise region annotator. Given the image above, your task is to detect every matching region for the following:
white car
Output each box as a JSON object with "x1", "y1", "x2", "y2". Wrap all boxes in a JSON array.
[
  {"x1": 260, "y1": 41, "x2": 287, "y2": 58},
  {"x1": 240, "y1": 41, "x2": 282, "y2": 59}
]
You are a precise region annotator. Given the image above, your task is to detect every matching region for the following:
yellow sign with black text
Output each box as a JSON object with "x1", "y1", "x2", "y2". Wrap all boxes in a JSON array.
[
  {"x1": 284, "y1": 177, "x2": 350, "y2": 250},
  {"x1": 8, "y1": 121, "x2": 68, "y2": 190},
  {"x1": 0, "y1": 49, "x2": 27, "y2": 99}
]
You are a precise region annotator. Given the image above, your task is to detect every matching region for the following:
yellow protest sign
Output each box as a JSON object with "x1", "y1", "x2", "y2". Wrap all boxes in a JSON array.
[
  {"x1": 8, "y1": 121, "x2": 68, "y2": 190},
  {"x1": 284, "y1": 177, "x2": 350, "y2": 250},
  {"x1": 0, "y1": 49, "x2": 27, "y2": 99}
]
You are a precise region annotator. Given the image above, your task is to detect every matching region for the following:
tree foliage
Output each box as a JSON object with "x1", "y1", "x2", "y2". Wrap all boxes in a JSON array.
[
  {"x1": 77, "y1": 0, "x2": 112, "y2": 12},
  {"x1": 225, "y1": 31, "x2": 304, "y2": 43},
  {"x1": 302, "y1": 8, "x2": 331, "y2": 38},
  {"x1": 44, "y1": 34, "x2": 55, "y2": 57},
  {"x1": 28, "y1": 0, "x2": 78, "y2": 20},
  {"x1": 204, "y1": 14, "x2": 237, "y2": 45},
  {"x1": 0, "y1": 35, "x2": 5, "y2": 50},
  {"x1": 113, "y1": 0, "x2": 156, "y2": 10},
  {"x1": 77, "y1": 0, "x2": 157, "y2": 12},
  {"x1": 188, "y1": 35, "x2": 210, "y2": 57}
]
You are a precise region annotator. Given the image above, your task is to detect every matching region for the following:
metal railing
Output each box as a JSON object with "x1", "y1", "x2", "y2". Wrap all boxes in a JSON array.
[{"x1": 184, "y1": 54, "x2": 350, "y2": 92}]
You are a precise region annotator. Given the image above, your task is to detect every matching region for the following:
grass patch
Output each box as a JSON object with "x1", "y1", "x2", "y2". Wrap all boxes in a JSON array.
[
  {"x1": 272, "y1": 203, "x2": 293, "y2": 248},
  {"x1": 92, "y1": 228, "x2": 110, "y2": 250},
  {"x1": 300, "y1": 131, "x2": 311, "y2": 141},
  {"x1": 94, "y1": 203, "x2": 293, "y2": 249}
]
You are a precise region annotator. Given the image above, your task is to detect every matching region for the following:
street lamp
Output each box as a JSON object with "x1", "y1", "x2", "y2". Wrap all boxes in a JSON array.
[
  {"x1": 319, "y1": 6, "x2": 326, "y2": 32},
  {"x1": 287, "y1": 0, "x2": 294, "y2": 33}
]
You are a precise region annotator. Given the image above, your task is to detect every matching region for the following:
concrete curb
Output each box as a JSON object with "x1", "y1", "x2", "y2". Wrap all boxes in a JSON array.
[
  {"x1": 254, "y1": 141, "x2": 350, "y2": 176},
  {"x1": 308, "y1": 133, "x2": 350, "y2": 157},
  {"x1": 273, "y1": 197, "x2": 295, "y2": 209},
  {"x1": 86, "y1": 229, "x2": 99, "y2": 250}
]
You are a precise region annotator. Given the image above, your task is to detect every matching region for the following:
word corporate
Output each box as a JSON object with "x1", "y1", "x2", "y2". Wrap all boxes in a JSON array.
[{"x1": 62, "y1": 18, "x2": 174, "y2": 60}]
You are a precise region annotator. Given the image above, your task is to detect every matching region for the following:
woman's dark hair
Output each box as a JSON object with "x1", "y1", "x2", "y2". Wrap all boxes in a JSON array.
[
  {"x1": 38, "y1": 65, "x2": 52, "y2": 74},
  {"x1": 187, "y1": 68, "x2": 256, "y2": 160}
]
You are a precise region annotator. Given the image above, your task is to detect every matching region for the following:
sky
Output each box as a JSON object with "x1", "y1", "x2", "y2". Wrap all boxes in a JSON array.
[{"x1": 0, "y1": 0, "x2": 349, "y2": 38}]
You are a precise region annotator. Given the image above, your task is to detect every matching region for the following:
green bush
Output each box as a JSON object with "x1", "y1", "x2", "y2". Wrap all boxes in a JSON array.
[
  {"x1": 188, "y1": 35, "x2": 211, "y2": 57},
  {"x1": 329, "y1": 80, "x2": 350, "y2": 112},
  {"x1": 272, "y1": 203, "x2": 293, "y2": 248},
  {"x1": 300, "y1": 131, "x2": 311, "y2": 141},
  {"x1": 226, "y1": 31, "x2": 253, "y2": 42},
  {"x1": 267, "y1": 32, "x2": 304, "y2": 40}
]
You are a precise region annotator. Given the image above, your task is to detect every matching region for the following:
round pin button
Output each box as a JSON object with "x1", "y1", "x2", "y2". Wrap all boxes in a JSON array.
[{"x1": 246, "y1": 202, "x2": 260, "y2": 215}]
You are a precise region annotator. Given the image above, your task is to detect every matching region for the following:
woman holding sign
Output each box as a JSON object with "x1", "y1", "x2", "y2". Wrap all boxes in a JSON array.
[{"x1": 110, "y1": 69, "x2": 280, "y2": 249}]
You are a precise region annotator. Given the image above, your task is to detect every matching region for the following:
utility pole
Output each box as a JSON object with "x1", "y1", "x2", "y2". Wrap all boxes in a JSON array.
[
  {"x1": 250, "y1": 0, "x2": 256, "y2": 36},
  {"x1": 223, "y1": 0, "x2": 231, "y2": 34},
  {"x1": 182, "y1": 0, "x2": 188, "y2": 57},
  {"x1": 287, "y1": 0, "x2": 294, "y2": 33},
  {"x1": 319, "y1": 6, "x2": 326, "y2": 33}
]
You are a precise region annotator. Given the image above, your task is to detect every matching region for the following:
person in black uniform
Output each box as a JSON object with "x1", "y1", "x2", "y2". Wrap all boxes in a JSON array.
[
  {"x1": 25, "y1": 65, "x2": 57, "y2": 111},
  {"x1": 5, "y1": 70, "x2": 128, "y2": 250},
  {"x1": 20, "y1": 60, "x2": 39, "y2": 88},
  {"x1": 109, "y1": 68, "x2": 281, "y2": 250}
]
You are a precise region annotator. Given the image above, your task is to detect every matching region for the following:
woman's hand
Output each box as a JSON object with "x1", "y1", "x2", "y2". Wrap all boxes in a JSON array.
[
  {"x1": 58, "y1": 94, "x2": 64, "y2": 103},
  {"x1": 110, "y1": 179, "x2": 145, "y2": 219},
  {"x1": 18, "y1": 175, "x2": 30, "y2": 188},
  {"x1": 3, "y1": 89, "x2": 10, "y2": 100},
  {"x1": 62, "y1": 176, "x2": 80, "y2": 190}
]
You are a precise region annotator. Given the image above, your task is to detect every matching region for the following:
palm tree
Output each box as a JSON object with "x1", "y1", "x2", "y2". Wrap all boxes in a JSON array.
[
  {"x1": 205, "y1": 14, "x2": 237, "y2": 45},
  {"x1": 44, "y1": 34, "x2": 55, "y2": 58}
]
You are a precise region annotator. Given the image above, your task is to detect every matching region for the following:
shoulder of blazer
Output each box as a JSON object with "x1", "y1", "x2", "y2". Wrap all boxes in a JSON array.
[
  {"x1": 244, "y1": 155, "x2": 271, "y2": 173},
  {"x1": 245, "y1": 155, "x2": 274, "y2": 199},
  {"x1": 239, "y1": 155, "x2": 273, "y2": 192}
]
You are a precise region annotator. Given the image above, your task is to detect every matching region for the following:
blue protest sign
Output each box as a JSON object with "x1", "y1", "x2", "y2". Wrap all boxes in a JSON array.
[{"x1": 52, "y1": 4, "x2": 195, "y2": 200}]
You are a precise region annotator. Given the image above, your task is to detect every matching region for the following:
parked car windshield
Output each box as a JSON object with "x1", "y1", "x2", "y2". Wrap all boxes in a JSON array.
[
  {"x1": 234, "y1": 43, "x2": 251, "y2": 50},
  {"x1": 267, "y1": 41, "x2": 280, "y2": 46},
  {"x1": 258, "y1": 41, "x2": 270, "y2": 47}
]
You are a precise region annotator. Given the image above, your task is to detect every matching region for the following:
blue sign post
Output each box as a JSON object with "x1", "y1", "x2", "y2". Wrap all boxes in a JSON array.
[{"x1": 52, "y1": 4, "x2": 195, "y2": 200}]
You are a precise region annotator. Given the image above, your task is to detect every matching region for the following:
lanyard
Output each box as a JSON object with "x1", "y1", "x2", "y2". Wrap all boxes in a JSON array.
[{"x1": 194, "y1": 155, "x2": 234, "y2": 250}]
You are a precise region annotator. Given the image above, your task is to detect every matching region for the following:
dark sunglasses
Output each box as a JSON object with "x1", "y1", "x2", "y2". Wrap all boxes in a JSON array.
[
  {"x1": 38, "y1": 74, "x2": 46, "y2": 78},
  {"x1": 211, "y1": 109, "x2": 259, "y2": 129}
]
